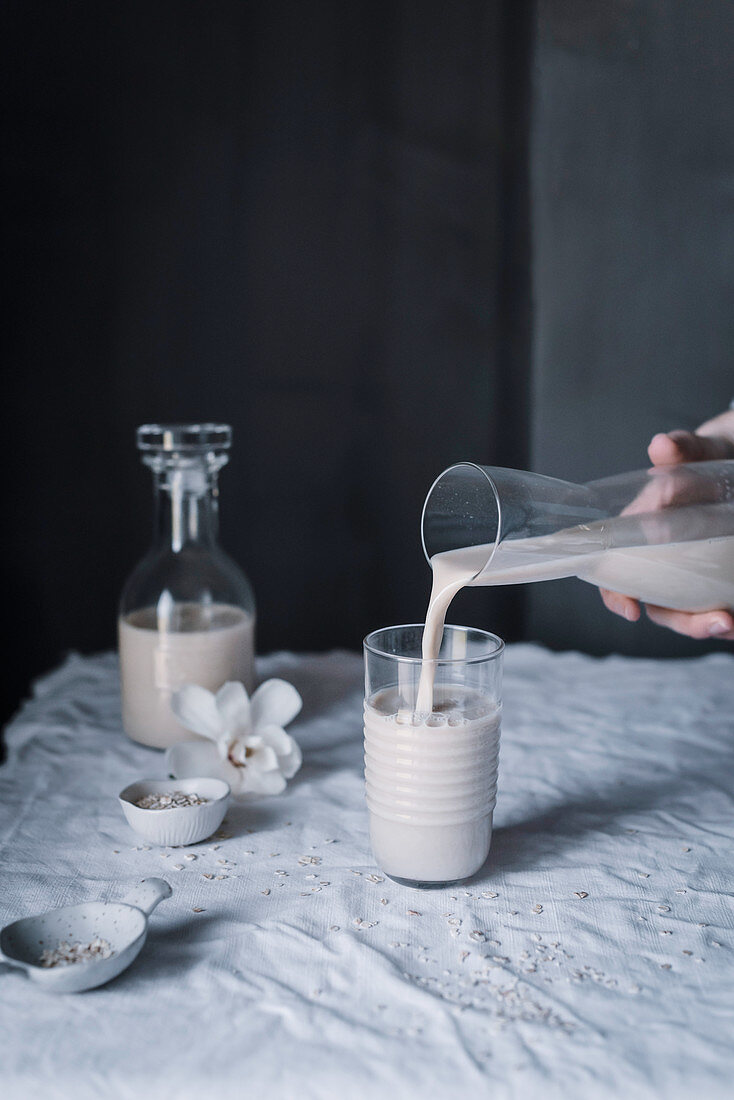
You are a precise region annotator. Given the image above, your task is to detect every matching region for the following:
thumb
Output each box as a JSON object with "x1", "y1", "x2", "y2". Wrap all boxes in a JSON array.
[{"x1": 648, "y1": 430, "x2": 730, "y2": 466}]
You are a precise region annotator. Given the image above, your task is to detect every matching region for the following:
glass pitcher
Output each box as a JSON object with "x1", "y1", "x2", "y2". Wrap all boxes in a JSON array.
[
  {"x1": 421, "y1": 460, "x2": 734, "y2": 612},
  {"x1": 119, "y1": 423, "x2": 256, "y2": 748}
]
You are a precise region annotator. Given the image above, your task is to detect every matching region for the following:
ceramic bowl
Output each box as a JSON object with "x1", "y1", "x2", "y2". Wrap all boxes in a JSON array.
[{"x1": 118, "y1": 777, "x2": 231, "y2": 846}]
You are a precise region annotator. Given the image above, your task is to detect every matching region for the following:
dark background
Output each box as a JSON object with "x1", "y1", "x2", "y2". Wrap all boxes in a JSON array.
[{"x1": 4, "y1": 0, "x2": 734, "y2": 724}]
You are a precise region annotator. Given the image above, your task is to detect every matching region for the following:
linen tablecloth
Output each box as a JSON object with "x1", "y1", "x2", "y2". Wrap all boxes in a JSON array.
[{"x1": 1, "y1": 646, "x2": 733, "y2": 1099}]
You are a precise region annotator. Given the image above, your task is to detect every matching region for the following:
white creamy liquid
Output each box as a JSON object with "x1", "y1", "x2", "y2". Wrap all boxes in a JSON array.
[
  {"x1": 364, "y1": 686, "x2": 501, "y2": 883},
  {"x1": 416, "y1": 526, "x2": 734, "y2": 713},
  {"x1": 119, "y1": 603, "x2": 255, "y2": 748}
]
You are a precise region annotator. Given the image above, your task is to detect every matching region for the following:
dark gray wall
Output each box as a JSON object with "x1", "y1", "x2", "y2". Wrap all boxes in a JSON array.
[
  {"x1": 528, "y1": 0, "x2": 734, "y2": 656},
  {"x1": 4, "y1": 1, "x2": 529, "y2": 722},
  {"x1": 5, "y1": 1, "x2": 734, "y2": 725}
]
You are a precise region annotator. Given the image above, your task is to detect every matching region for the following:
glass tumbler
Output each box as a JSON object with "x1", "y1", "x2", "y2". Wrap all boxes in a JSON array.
[{"x1": 363, "y1": 624, "x2": 503, "y2": 887}]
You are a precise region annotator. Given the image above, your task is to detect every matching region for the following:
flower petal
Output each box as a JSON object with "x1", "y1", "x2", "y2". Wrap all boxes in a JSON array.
[
  {"x1": 280, "y1": 739, "x2": 303, "y2": 780},
  {"x1": 170, "y1": 685, "x2": 222, "y2": 741},
  {"x1": 248, "y1": 744, "x2": 280, "y2": 773},
  {"x1": 215, "y1": 681, "x2": 252, "y2": 734},
  {"x1": 256, "y1": 724, "x2": 293, "y2": 756},
  {"x1": 165, "y1": 739, "x2": 236, "y2": 784},
  {"x1": 250, "y1": 679, "x2": 302, "y2": 730},
  {"x1": 227, "y1": 739, "x2": 248, "y2": 766},
  {"x1": 257, "y1": 725, "x2": 302, "y2": 779},
  {"x1": 240, "y1": 768, "x2": 287, "y2": 796}
]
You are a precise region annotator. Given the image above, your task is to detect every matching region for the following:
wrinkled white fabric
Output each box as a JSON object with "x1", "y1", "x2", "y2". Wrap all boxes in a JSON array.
[{"x1": 1, "y1": 646, "x2": 733, "y2": 1100}]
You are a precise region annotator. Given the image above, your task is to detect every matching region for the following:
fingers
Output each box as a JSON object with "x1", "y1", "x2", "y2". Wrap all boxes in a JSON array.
[
  {"x1": 648, "y1": 430, "x2": 734, "y2": 466},
  {"x1": 645, "y1": 604, "x2": 734, "y2": 640},
  {"x1": 600, "y1": 588, "x2": 641, "y2": 622},
  {"x1": 601, "y1": 588, "x2": 734, "y2": 639}
]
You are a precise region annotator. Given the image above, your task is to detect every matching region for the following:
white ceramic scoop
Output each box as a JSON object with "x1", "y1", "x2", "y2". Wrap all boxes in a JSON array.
[{"x1": 0, "y1": 878, "x2": 172, "y2": 993}]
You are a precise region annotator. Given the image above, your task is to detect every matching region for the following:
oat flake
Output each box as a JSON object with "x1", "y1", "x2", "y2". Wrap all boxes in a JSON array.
[{"x1": 40, "y1": 938, "x2": 113, "y2": 968}]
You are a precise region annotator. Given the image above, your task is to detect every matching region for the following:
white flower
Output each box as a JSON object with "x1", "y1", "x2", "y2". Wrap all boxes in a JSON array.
[{"x1": 165, "y1": 679, "x2": 303, "y2": 798}]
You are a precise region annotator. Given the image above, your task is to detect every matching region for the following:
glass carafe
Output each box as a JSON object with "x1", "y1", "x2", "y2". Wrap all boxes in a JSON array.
[
  {"x1": 421, "y1": 460, "x2": 734, "y2": 612},
  {"x1": 119, "y1": 423, "x2": 256, "y2": 748}
]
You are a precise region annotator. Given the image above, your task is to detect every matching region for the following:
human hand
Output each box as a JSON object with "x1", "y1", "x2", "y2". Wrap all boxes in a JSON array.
[{"x1": 600, "y1": 409, "x2": 734, "y2": 639}]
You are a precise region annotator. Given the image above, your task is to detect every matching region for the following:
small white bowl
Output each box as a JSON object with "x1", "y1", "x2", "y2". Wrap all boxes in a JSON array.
[{"x1": 118, "y1": 777, "x2": 231, "y2": 847}]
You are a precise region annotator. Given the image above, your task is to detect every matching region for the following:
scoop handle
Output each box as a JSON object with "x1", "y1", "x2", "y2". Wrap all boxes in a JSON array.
[{"x1": 121, "y1": 878, "x2": 172, "y2": 916}]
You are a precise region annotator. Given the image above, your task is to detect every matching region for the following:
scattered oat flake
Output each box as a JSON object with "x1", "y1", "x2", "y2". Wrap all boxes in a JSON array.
[
  {"x1": 682, "y1": 847, "x2": 691, "y2": 852},
  {"x1": 299, "y1": 856, "x2": 322, "y2": 866},
  {"x1": 682, "y1": 950, "x2": 693, "y2": 956},
  {"x1": 712, "y1": 941, "x2": 723, "y2": 948},
  {"x1": 350, "y1": 870, "x2": 363, "y2": 876},
  {"x1": 274, "y1": 870, "x2": 288, "y2": 877},
  {"x1": 367, "y1": 874, "x2": 384, "y2": 883},
  {"x1": 330, "y1": 926, "x2": 340, "y2": 932},
  {"x1": 660, "y1": 963, "x2": 672, "y2": 970},
  {"x1": 261, "y1": 888, "x2": 271, "y2": 896},
  {"x1": 192, "y1": 907, "x2": 206, "y2": 913},
  {"x1": 380, "y1": 898, "x2": 389, "y2": 905},
  {"x1": 215, "y1": 875, "x2": 228, "y2": 880},
  {"x1": 172, "y1": 864, "x2": 184, "y2": 871},
  {"x1": 574, "y1": 892, "x2": 588, "y2": 899},
  {"x1": 202, "y1": 873, "x2": 215, "y2": 880},
  {"x1": 483, "y1": 892, "x2": 499, "y2": 899},
  {"x1": 185, "y1": 854, "x2": 197, "y2": 861},
  {"x1": 112, "y1": 850, "x2": 119, "y2": 854},
  {"x1": 660, "y1": 930, "x2": 673, "y2": 936},
  {"x1": 469, "y1": 931, "x2": 486, "y2": 943},
  {"x1": 406, "y1": 910, "x2": 421, "y2": 917},
  {"x1": 657, "y1": 905, "x2": 670, "y2": 913},
  {"x1": 533, "y1": 904, "x2": 543, "y2": 914},
  {"x1": 675, "y1": 889, "x2": 687, "y2": 895}
]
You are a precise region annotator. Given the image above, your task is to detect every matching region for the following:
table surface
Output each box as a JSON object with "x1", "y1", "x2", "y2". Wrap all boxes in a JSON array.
[{"x1": 1, "y1": 645, "x2": 733, "y2": 1100}]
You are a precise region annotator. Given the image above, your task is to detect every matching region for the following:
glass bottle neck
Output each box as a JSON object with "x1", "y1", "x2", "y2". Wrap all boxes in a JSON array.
[{"x1": 152, "y1": 465, "x2": 220, "y2": 552}]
